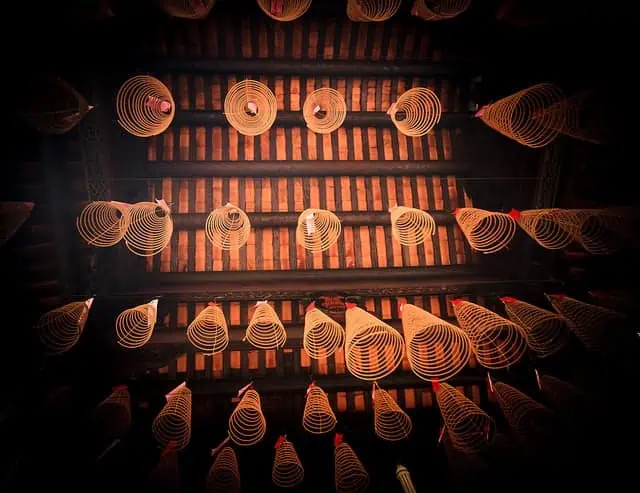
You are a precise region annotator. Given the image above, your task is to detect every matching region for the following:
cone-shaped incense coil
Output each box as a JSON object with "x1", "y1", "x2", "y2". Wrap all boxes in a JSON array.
[
  {"x1": 257, "y1": 0, "x2": 311, "y2": 21},
  {"x1": 373, "y1": 386, "x2": 413, "y2": 441},
  {"x1": 502, "y1": 298, "x2": 571, "y2": 358},
  {"x1": 455, "y1": 208, "x2": 517, "y2": 254},
  {"x1": 224, "y1": 80, "x2": 277, "y2": 136},
  {"x1": 303, "y1": 385, "x2": 337, "y2": 435},
  {"x1": 205, "y1": 203, "x2": 251, "y2": 250},
  {"x1": 573, "y1": 209, "x2": 625, "y2": 255},
  {"x1": 272, "y1": 438, "x2": 305, "y2": 488},
  {"x1": 0, "y1": 201, "x2": 34, "y2": 247},
  {"x1": 453, "y1": 300, "x2": 528, "y2": 369},
  {"x1": 539, "y1": 375, "x2": 593, "y2": 417},
  {"x1": 345, "y1": 306, "x2": 405, "y2": 381},
  {"x1": 228, "y1": 389, "x2": 267, "y2": 446},
  {"x1": 152, "y1": 386, "x2": 192, "y2": 450},
  {"x1": 76, "y1": 201, "x2": 131, "y2": 247},
  {"x1": 93, "y1": 387, "x2": 132, "y2": 439},
  {"x1": 115, "y1": 300, "x2": 158, "y2": 349},
  {"x1": 517, "y1": 208, "x2": 580, "y2": 250},
  {"x1": 390, "y1": 206, "x2": 436, "y2": 246},
  {"x1": 116, "y1": 76, "x2": 175, "y2": 137},
  {"x1": 206, "y1": 447, "x2": 240, "y2": 493},
  {"x1": 412, "y1": 0, "x2": 470, "y2": 20},
  {"x1": 303, "y1": 308, "x2": 345, "y2": 359},
  {"x1": 149, "y1": 450, "x2": 180, "y2": 492},
  {"x1": 303, "y1": 88, "x2": 347, "y2": 134},
  {"x1": 296, "y1": 208, "x2": 342, "y2": 253},
  {"x1": 187, "y1": 304, "x2": 229, "y2": 355},
  {"x1": 537, "y1": 90, "x2": 606, "y2": 144},
  {"x1": 401, "y1": 303, "x2": 471, "y2": 381},
  {"x1": 389, "y1": 88, "x2": 442, "y2": 137},
  {"x1": 35, "y1": 299, "x2": 92, "y2": 354},
  {"x1": 245, "y1": 303, "x2": 287, "y2": 349},
  {"x1": 335, "y1": 442, "x2": 369, "y2": 493},
  {"x1": 159, "y1": 0, "x2": 215, "y2": 19},
  {"x1": 478, "y1": 83, "x2": 565, "y2": 148},
  {"x1": 347, "y1": 0, "x2": 402, "y2": 21},
  {"x1": 124, "y1": 201, "x2": 173, "y2": 256},
  {"x1": 436, "y1": 382, "x2": 495, "y2": 454}
]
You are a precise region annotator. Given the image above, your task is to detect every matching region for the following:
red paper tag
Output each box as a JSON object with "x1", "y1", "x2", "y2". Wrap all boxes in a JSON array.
[
  {"x1": 399, "y1": 302, "x2": 406, "y2": 313},
  {"x1": 451, "y1": 299, "x2": 462, "y2": 306},
  {"x1": 275, "y1": 435, "x2": 286, "y2": 449},
  {"x1": 306, "y1": 301, "x2": 316, "y2": 312},
  {"x1": 112, "y1": 384, "x2": 128, "y2": 392},
  {"x1": 270, "y1": 0, "x2": 284, "y2": 16},
  {"x1": 334, "y1": 433, "x2": 343, "y2": 447},
  {"x1": 453, "y1": 208, "x2": 460, "y2": 216},
  {"x1": 208, "y1": 301, "x2": 218, "y2": 307},
  {"x1": 162, "y1": 441, "x2": 177, "y2": 456},
  {"x1": 549, "y1": 293, "x2": 566, "y2": 301},
  {"x1": 508, "y1": 208, "x2": 521, "y2": 220},
  {"x1": 432, "y1": 378, "x2": 440, "y2": 392},
  {"x1": 500, "y1": 296, "x2": 517, "y2": 304},
  {"x1": 475, "y1": 105, "x2": 488, "y2": 118},
  {"x1": 306, "y1": 381, "x2": 315, "y2": 396},
  {"x1": 345, "y1": 302, "x2": 357, "y2": 310}
]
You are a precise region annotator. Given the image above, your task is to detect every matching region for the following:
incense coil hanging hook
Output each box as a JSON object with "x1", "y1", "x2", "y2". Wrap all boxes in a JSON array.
[
  {"x1": 345, "y1": 306, "x2": 405, "y2": 381},
  {"x1": 152, "y1": 385, "x2": 192, "y2": 451},
  {"x1": 76, "y1": 201, "x2": 131, "y2": 247},
  {"x1": 245, "y1": 302, "x2": 287, "y2": 349},
  {"x1": 187, "y1": 304, "x2": 229, "y2": 355},
  {"x1": 390, "y1": 206, "x2": 436, "y2": 246},
  {"x1": 296, "y1": 208, "x2": 342, "y2": 253},
  {"x1": 346, "y1": 0, "x2": 402, "y2": 21},
  {"x1": 452, "y1": 300, "x2": 528, "y2": 369},
  {"x1": 335, "y1": 442, "x2": 369, "y2": 493},
  {"x1": 224, "y1": 80, "x2": 277, "y2": 136},
  {"x1": 303, "y1": 385, "x2": 337, "y2": 435},
  {"x1": 272, "y1": 438, "x2": 305, "y2": 488},
  {"x1": 412, "y1": 0, "x2": 471, "y2": 21},
  {"x1": 517, "y1": 208, "x2": 580, "y2": 250},
  {"x1": 115, "y1": 299, "x2": 158, "y2": 349},
  {"x1": 116, "y1": 75, "x2": 175, "y2": 137},
  {"x1": 35, "y1": 298, "x2": 93, "y2": 354},
  {"x1": 388, "y1": 87, "x2": 442, "y2": 137},
  {"x1": 303, "y1": 88, "x2": 347, "y2": 134},
  {"x1": 256, "y1": 0, "x2": 312, "y2": 21},
  {"x1": 124, "y1": 201, "x2": 173, "y2": 256},
  {"x1": 205, "y1": 203, "x2": 251, "y2": 250},
  {"x1": 158, "y1": 0, "x2": 215, "y2": 19},
  {"x1": 401, "y1": 303, "x2": 471, "y2": 381},
  {"x1": 206, "y1": 447, "x2": 240, "y2": 493},
  {"x1": 303, "y1": 306, "x2": 345, "y2": 359},
  {"x1": 228, "y1": 389, "x2": 267, "y2": 446},
  {"x1": 572, "y1": 209, "x2": 626, "y2": 255},
  {"x1": 373, "y1": 384, "x2": 413, "y2": 441},
  {"x1": 454, "y1": 208, "x2": 517, "y2": 254}
]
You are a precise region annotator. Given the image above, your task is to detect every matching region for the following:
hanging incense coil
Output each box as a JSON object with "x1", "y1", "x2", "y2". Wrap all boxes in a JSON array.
[
  {"x1": 501, "y1": 298, "x2": 571, "y2": 358},
  {"x1": 35, "y1": 298, "x2": 93, "y2": 354},
  {"x1": 401, "y1": 303, "x2": 471, "y2": 381},
  {"x1": 303, "y1": 88, "x2": 347, "y2": 134},
  {"x1": 149, "y1": 450, "x2": 180, "y2": 493},
  {"x1": 347, "y1": 0, "x2": 402, "y2": 21},
  {"x1": 124, "y1": 201, "x2": 173, "y2": 256},
  {"x1": 477, "y1": 83, "x2": 565, "y2": 148},
  {"x1": 205, "y1": 203, "x2": 251, "y2": 250},
  {"x1": 224, "y1": 80, "x2": 277, "y2": 136},
  {"x1": 206, "y1": 447, "x2": 241, "y2": 493},
  {"x1": 296, "y1": 208, "x2": 342, "y2": 253},
  {"x1": 159, "y1": 0, "x2": 215, "y2": 19},
  {"x1": 335, "y1": 442, "x2": 369, "y2": 493},
  {"x1": 272, "y1": 438, "x2": 305, "y2": 488},
  {"x1": 373, "y1": 385, "x2": 413, "y2": 441},
  {"x1": 186, "y1": 304, "x2": 229, "y2": 355},
  {"x1": 452, "y1": 300, "x2": 528, "y2": 369},
  {"x1": 345, "y1": 306, "x2": 405, "y2": 381},
  {"x1": 539, "y1": 374, "x2": 594, "y2": 418},
  {"x1": 76, "y1": 201, "x2": 131, "y2": 247},
  {"x1": 436, "y1": 382, "x2": 495, "y2": 455},
  {"x1": 116, "y1": 76, "x2": 175, "y2": 137},
  {"x1": 0, "y1": 201, "x2": 34, "y2": 247},
  {"x1": 245, "y1": 302, "x2": 287, "y2": 349},
  {"x1": 228, "y1": 389, "x2": 267, "y2": 446},
  {"x1": 517, "y1": 208, "x2": 580, "y2": 250},
  {"x1": 390, "y1": 206, "x2": 436, "y2": 246},
  {"x1": 303, "y1": 307, "x2": 345, "y2": 359},
  {"x1": 303, "y1": 385, "x2": 337, "y2": 435},
  {"x1": 256, "y1": 0, "x2": 311, "y2": 21},
  {"x1": 115, "y1": 299, "x2": 158, "y2": 349},
  {"x1": 412, "y1": 0, "x2": 471, "y2": 20},
  {"x1": 573, "y1": 209, "x2": 626, "y2": 255},
  {"x1": 92, "y1": 387, "x2": 132, "y2": 442},
  {"x1": 388, "y1": 88, "x2": 442, "y2": 137},
  {"x1": 454, "y1": 208, "x2": 517, "y2": 254},
  {"x1": 152, "y1": 385, "x2": 192, "y2": 451}
]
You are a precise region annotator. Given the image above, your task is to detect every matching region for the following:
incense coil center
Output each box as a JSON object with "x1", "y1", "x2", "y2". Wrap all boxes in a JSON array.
[
  {"x1": 186, "y1": 304, "x2": 229, "y2": 355},
  {"x1": 224, "y1": 80, "x2": 277, "y2": 136},
  {"x1": 76, "y1": 201, "x2": 131, "y2": 247},
  {"x1": 35, "y1": 300, "x2": 92, "y2": 354},
  {"x1": 245, "y1": 303, "x2": 287, "y2": 349},
  {"x1": 116, "y1": 76, "x2": 175, "y2": 137},
  {"x1": 115, "y1": 301, "x2": 158, "y2": 349},
  {"x1": 205, "y1": 203, "x2": 251, "y2": 250},
  {"x1": 303, "y1": 307, "x2": 345, "y2": 359},
  {"x1": 455, "y1": 208, "x2": 517, "y2": 254},
  {"x1": 390, "y1": 87, "x2": 442, "y2": 137},
  {"x1": 390, "y1": 206, "x2": 436, "y2": 246},
  {"x1": 124, "y1": 201, "x2": 173, "y2": 256},
  {"x1": 296, "y1": 208, "x2": 342, "y2": 253},
  {"x1": 303, "y1": 88, "x2": 347, "y2": 134}
]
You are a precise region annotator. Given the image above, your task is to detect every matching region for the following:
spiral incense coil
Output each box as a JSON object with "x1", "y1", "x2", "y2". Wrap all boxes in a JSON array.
[
  {"x1": 76, "y1": 201, "x2": 131, "y2": 247},
  {"x1": 501, "y1": 298, "x2": 571, "y2": 358},
  {"x1": 228, "y1": 389, "x2": 267, "y2": 446},
  {"x1": 345, "y1": 306, "x2": 405, "y2": 381},
  {"x1": 116, "y1": 76, "x2": 175, "y2": 137},
  {"x1": 388, "y1": 88, "x2": 442, "y2": 137},
  {"x1": 303, "y1": 88, "x2": 347, "y2": 134},
  {"x1": 536, "y1": 90, "x2": 605, "y2": 144},
  {"x1": 517, "y1": 208, "x2": 580, "y2": 250},
  {"x1": 452, "y1": 300, "x2": 528, "y2": 369},
  {"x1": 93, "y1": 387, "x2": 132, "y2": 439},
  {"x1": 124, "y1": 201, "x2": 173, "y2": 256},
  {"x1": 115, "y1": 300, "x2": 158, "y2": 349},
  {"x1": 256, "y1": 0, "x2": 311, "y2": 21},
  {"x1": 245, "y1": 302, "x2": 287, "y2": 349},
  {"x1": 272, "y1": 438, "x2": 305, "y2": 488},
  {"x1": 186, "y1": 304, "x2": 229, "y2": 355},
  {"x1": 478, "y1": 83, "x2": 565, "y2": 148},
  {"x1": 35, "y1": 298, "x2": 93, "y2": 354},
  {"x1": 335, "y1": 442, "x2": 369, "y2": 493},
  {"x1": 159, "y1": 0, "x2": 215, "y2": 19},
  {"x1": 539, "y1": 375, "x2": 593, "y2": 417},
  {"x1": 373, "y1": 385, "x2": 413, "y2": 441},
  {"x1": 303, "y1": 385, "x2": 337, "y2": 434},
  {"x1": 149, "y1": 450, "x2": 180, "y2": 492},
  {"x1": 303, "y1": 307, "x2": 345, "y2": 359},
  {"x1": 573, "y1": 209, "x2": 625, "y2": 255},
  {"x1": 390, "y1": 206, "x2": 436, "y2": 246},
  {"x1": 435, "y1": 382, "x2": 495, "y2": 455},
  {"x1": 0, "y1": 201, "x2": 34, "y2": 247},
  {"x1": 206, "y1": 446, "x2": 241, "y2": 493},
  {"x1": 454, "y1": 208, "x2": 517, "y2": 254},
  {"x1": 224, "y1": 80, "x2": 277, "y2": 136},
  {"x1": 152, "y1": 385, "x2": 192, "y2": 450},
  {"x1": 347, "y1": 0, "x2": 402, "y2": 21},
  {"x1": 205, "y1": 203, "x2": 251, "y2": 250},
  {"x1": 296, "y1": 208, "x2": 342, "y2": 253},
  {"x1": 401, "y1": 303, "x2": 471, "y2": 381},
  {"x1": 412, "y1": 0, "x2": 471, "y2": 20}
]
